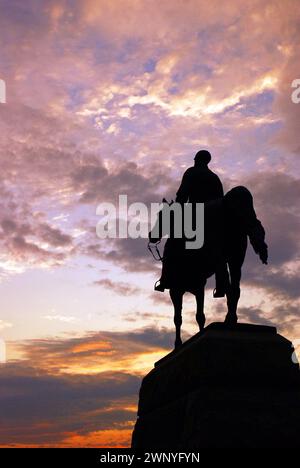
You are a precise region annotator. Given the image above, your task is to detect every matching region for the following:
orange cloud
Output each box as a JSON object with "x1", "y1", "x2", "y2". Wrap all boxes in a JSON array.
[
  {"x1": 10, "y1": 327, "x2": 172, "y2": 375},
  {"x1": 1, "y1": 0, "x2": 300, "y2": 449},
  {"x1": 61, "y1": 429, "x2": 133, "y2": 448}
]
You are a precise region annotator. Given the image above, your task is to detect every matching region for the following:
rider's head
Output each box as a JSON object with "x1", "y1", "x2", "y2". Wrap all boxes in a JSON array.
[{"x1": 194, "y1": 150, "x2": 211, "y2": 166}]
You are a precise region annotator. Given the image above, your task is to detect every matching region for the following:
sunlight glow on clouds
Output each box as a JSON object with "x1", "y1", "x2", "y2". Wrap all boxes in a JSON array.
[{"x1": 0, "y1": 0, "x2": 300, "y2": 447}]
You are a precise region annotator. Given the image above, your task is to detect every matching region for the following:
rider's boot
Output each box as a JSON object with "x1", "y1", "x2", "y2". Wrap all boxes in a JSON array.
[{"x1": 154, "y1": 279, "x2": 165, "y2": 292}]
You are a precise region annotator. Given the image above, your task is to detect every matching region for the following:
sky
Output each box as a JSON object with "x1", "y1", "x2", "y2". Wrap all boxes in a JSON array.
[{"x1": 0, "y1": 0, "x2": 300, "y2": 447}]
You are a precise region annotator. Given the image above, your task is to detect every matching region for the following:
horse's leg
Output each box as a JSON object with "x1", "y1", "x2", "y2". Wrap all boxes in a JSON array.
[
  {"x1": 170, "y1": 288, "x2": 184, "y2": 348},
  {"x1": 224, "y1": 235, "x2": 247, "y2": 325},
  {"x1": 225, "y1": 261, "x2": 241, "y2": 325},
  {"x1": 194, "y1": 282, "x2": 206, "y2": 331}
]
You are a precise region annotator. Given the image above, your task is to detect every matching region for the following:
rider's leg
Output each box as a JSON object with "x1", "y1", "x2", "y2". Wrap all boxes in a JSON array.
[{"x1": 170, "y1": 288, "x2": 184, "y2": 348}]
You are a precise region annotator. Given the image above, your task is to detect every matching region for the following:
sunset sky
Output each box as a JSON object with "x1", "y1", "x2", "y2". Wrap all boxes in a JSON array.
[{"x1": 0, "y1": 0, "x2": 300, "y2": 447}]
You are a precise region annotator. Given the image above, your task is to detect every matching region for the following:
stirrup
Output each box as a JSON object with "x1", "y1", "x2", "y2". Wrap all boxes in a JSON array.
[{"x1": 154, "y1": 280, "x2": 165, "y2": 292}]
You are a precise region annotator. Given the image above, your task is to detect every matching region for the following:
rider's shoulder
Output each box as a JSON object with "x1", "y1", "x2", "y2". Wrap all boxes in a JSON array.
[
  {"x1": 182, "y1": 166, "x2": 194, "y2": 177},
  {"x1": 207, "y1": 168, "x2": 221, "y2": 179}
]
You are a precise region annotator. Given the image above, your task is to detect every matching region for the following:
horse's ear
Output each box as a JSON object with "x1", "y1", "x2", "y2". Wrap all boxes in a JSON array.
[{"x1": 162, "y1": 198, "x2": 167, "y2": 203}]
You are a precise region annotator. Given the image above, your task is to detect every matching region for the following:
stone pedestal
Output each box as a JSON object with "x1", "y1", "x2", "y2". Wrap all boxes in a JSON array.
[{"x1": 132, "y1": 323, "x2": 300, "y2": 448}]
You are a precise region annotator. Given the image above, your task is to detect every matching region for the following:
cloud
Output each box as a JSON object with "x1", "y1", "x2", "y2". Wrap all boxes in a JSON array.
[
  {"x1": 233, "y1": 171, "x2": 300, "y2": 303},
  {"x1": 1, "y1": 0, "x2": 300, "y2": 448},
  {"x1": 0, "y1": 363, "x2": 139, "y2": 446},
  {"x1": 123, "y1": 310, "x2": 170, "y2": 323},
  {"x1": 0, "y1": 209, "x2": 75, "y2": 272},
  {"x1": 148, "y1": 291, "x2": 171, "y2": 306},
  {"x1": 0, "y1": 320, "x2": 12, "y2": 331},
  {"x1": 88, "y1": 170, "x2": 300, "y2": 300},
  {"x1": 43, "y1": 315, "x2": 78, "y2": 323},
  {"x1": 88, "y1": 238, "x2": 158, "y2": 273},
  {"x1": 0, "y1": 0, "x2": 299, "y2": 278},
  {"x1": 11, "y1": 326, "x2": 174, "y2": 375},
  {"x1": 0, "y1": 325, "x2": 175, "y2": 446},
  {"x1": 93, "y1": 279, "x2": 141, "y2": 296},
  {"x1": 237, "y1": 302, "x2": 300, "y2": 340}
]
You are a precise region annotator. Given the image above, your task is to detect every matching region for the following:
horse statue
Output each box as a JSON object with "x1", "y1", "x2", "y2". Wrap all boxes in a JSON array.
[{"x1": 148, "y1": 186, "x2": 268, "y2": 348}]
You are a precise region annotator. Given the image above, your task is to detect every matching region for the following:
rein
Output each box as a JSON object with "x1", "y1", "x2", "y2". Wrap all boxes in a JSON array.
[{"x1": 147, "y1": 240, "x2": 163, "y2": 262}]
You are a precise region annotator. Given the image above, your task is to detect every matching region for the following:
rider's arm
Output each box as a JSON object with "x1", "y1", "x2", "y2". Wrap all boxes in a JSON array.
[{"x1": 214, "y1": 175, "x2": 224, "y2": 198}]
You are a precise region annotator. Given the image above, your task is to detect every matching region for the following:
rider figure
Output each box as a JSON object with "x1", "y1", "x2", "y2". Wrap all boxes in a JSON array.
[{"x1": 176, "y1": 150, "x2": 229, "y2": 297}]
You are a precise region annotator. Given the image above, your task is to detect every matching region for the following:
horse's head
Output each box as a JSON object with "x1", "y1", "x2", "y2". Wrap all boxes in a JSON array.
[{"x1": 148, "y1": 198, "x2": 174, "y2": 243}]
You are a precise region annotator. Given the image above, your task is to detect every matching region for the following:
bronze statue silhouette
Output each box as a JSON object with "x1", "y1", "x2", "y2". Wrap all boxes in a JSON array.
[
  {"x1": 149, "y1": 166, "x2": 268, "y2": 348},
  {"x1": 176, "y1": 150, "x2": 228, "y2": 297}
]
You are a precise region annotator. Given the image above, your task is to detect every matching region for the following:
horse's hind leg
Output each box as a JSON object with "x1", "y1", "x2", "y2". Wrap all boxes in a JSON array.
[
  {"x1": 194, "y1": 283, "x2": 206, "y2": 331},
  {"x1": 170, "y1": 288, "x2": 184, "y2": 348},
  {"x1": 225, "y1": 236, "x2": 247, "y2": 325},
  {"x1": 225, "y1": 262, "x2": 241, "y2": 325}
]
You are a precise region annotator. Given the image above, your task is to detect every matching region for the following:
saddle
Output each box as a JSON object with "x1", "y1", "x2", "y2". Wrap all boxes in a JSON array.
[{"x1": 153, "y1": 198, "x2": 226, "y2": 292}]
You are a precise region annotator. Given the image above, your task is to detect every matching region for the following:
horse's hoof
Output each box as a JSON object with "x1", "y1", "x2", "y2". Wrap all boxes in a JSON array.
[
  {"x1": 196, "y1": 314, "x2": 206, "y2": 331},
  {"x1": 224, "y1": 313, "x2": 238, "y2": 326}
]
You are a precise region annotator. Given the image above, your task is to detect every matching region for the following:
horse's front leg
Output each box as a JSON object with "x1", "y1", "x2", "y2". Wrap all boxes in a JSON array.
[
  {"x1": 194, "y1": 283, "x2": 206, "y2": 331},
  {"x1": 170, "y1": 288, "x2": 184, "y2": 348}
]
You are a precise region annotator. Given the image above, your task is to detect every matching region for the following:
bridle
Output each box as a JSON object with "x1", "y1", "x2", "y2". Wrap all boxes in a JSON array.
[{"x1": 147, "y1": 240, "x2": 163, "y2": 262}]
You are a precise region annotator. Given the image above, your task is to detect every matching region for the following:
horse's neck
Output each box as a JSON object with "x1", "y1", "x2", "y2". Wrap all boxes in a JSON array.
[{"x1": 205, "y1": 198, "x2": 224, "y2": 220}]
